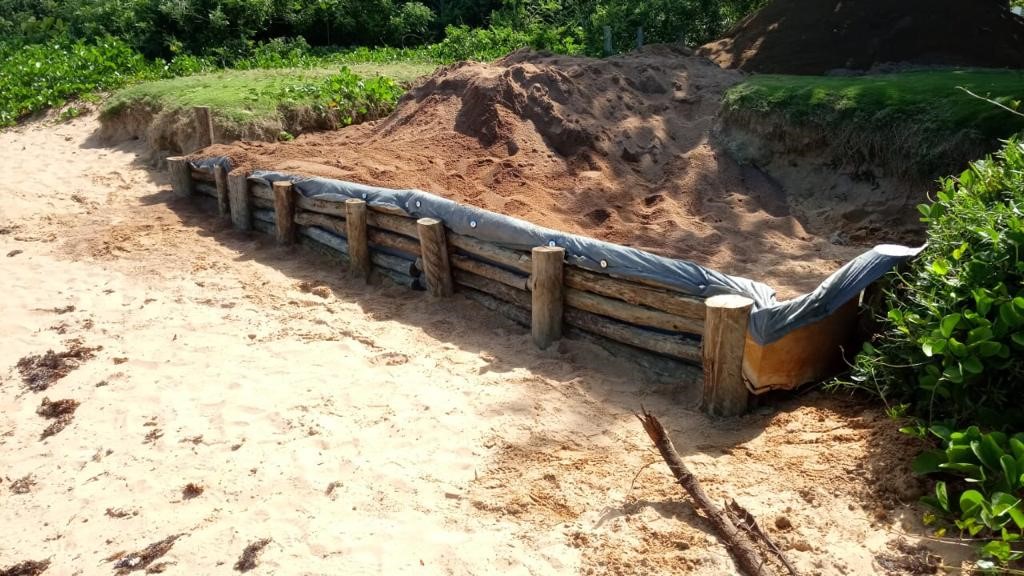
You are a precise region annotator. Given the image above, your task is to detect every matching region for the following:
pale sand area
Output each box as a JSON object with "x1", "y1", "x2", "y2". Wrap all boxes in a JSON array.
[{"x1": 1, "y1": 115, "x2": 964, "y2": 575}]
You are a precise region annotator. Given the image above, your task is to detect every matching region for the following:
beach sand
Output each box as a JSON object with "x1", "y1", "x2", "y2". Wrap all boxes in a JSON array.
[{"x1": 1, "y1": 115, "x2": 963, "y2": 574}]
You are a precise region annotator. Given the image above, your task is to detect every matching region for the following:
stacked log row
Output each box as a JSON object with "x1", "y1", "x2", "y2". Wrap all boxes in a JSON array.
[{"x1": 178, "y1": 163, "x2": 751, "y2": 415}]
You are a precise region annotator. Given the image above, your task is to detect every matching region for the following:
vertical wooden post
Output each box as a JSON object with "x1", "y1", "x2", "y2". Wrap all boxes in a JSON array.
[
  {"x1": 417, "y1": 218, "x2": 453, "y2": 297},
  {"x1": 636, "y1": 26, "x2": 644, "y2": 49},
  {"x1": 346, "y1": 199, "x2": 370, "y2": 280},
  {"x1": 531, "y1": 246, "x2": 565, "y2": 350},
  {"x1": 272, "y1": 180, "x2": 297, "y2": 245},
  {"x1": 603, "y1": 26, "x2": 613, "y2": 56},
  {"x1": 701, "y1": 294, "x2": 754, "y2": 417},
  {"x1": 194, "y1": 106, "x2": 213, "y2": 149},
  {"x1": 213, "y1": 164, "x2": 229, "y2": 218},
  {"x1": 227, "y1": 170, "x2": 252, "y2": 231},
  {"x1": 167, "y1": 156, "x2": 193, "y2": 199}
]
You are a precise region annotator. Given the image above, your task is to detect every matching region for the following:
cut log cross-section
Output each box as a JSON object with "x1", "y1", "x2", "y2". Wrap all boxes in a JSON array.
[{"x1": 701, "y1": 294, "x2": 755, "y2": 416}]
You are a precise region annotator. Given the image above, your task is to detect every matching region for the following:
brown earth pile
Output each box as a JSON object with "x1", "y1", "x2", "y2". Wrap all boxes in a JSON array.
[
  {"x1": 700, "y1": 0, "x2": 1024, "y2": 74},
  {"x1": 207, "y1": 47, "x2": 889, "y2": 298}
]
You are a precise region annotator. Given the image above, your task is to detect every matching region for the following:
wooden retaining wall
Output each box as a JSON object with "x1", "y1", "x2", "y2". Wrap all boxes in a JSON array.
[{"x1": 169, "y1": 156, "x2": 855, "y2": 416}]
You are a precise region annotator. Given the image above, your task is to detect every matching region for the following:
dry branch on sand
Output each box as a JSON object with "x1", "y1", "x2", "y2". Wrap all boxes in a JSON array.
[{"x1": 636, "y1": 408, "x2": 797, "y2": 576}]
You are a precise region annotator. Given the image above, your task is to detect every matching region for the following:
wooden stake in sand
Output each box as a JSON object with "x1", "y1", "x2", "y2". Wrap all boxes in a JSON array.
[
  {"x1": 701, "y1": 294, "x2": 754, "y2": 416},
  {"x1": 417, "y1": 218, "x2": 453, "y2": 297},
  {"x1": 194, "y1": 106, "x2": 214, "y2": 149},
  {"x1": 167, "y1": 157, "x2": 193, "y2": 199},
  {"x1": 346, "y1": 199, "x2": 370, "y2": 280},
  {"x1": 227, "y1": 170, "x2": 252, "y2": 231},
  {"x1": 531, "y1": 246, "x2": 565, "y2": 349},
  {"x1": 213, "y1": 164, "x2": 229, "y2": 218},
  {"x1": 636, "y1": 409, "x2": 776, "y2": 576},
  {"x1": 272, "y1": 180, "x2": 297, "y2": 245}
]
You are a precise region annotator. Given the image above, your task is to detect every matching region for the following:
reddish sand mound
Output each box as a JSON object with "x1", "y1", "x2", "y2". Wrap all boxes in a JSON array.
[
  {"x1": 700, "y1": 0, "x2": 1024, "y2": 75},
  {"x1": 208, "y1": 47, "x2": 876, "y2": 298}
]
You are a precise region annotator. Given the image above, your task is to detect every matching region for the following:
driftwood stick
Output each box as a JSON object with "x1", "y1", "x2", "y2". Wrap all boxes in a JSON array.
[
  {"x1": 635, "y1": 409, "x2": 767, "y2": 576},
  {"x1": 725, "y1": 500, "x2": 798, "y2": 576}
]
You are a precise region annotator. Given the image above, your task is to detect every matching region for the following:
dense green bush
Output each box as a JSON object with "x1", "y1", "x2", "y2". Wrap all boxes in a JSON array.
[
  {"x1": 0, "y1": 37, "x2": 155, "y2": 126},
  {"x1": 427, "y1": 25, "x2": 531, "y2": 61},
  {"x1": 839, "y1": 138, "x2": 1024, "y2": 429},
  {"x1": 275, "y1": 67, "x2": 405, "y2": 126}
]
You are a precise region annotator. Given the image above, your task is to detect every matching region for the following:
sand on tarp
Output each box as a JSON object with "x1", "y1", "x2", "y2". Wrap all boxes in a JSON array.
[
  {"x1": 699, "y1": 0, "x2": 1024, "y2": 74},
  {"x1": 203, "y1": 47, "x2": 894, "y2": 299}
]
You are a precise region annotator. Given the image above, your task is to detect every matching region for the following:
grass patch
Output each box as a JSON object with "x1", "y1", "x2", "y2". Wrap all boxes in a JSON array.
[
  {"x1": 103, "y1": 62, "x2": 433, "y2": 127},
  {"x1": 723, "y1": 69, "x2": 1024, "y2": 179}
]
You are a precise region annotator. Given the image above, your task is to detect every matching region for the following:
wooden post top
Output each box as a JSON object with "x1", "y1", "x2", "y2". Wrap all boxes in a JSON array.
[
  {"x1": 706, "y1": 294, "x2": 755, "y2": 309},
  {"x1": 532, "y1": 246, "x2": 565, "y2": 255},
  {"x1": 346, "y1": 198, "x2": 366, "y2": 206}
]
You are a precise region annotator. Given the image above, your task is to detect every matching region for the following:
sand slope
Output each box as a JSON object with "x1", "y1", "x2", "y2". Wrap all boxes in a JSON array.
[
  {"x1": 1, "y1": 116, "x2": 966, "y2": 574},
  {"x1": 205, "y1": 47, "x2": 869, "y2": 300}
]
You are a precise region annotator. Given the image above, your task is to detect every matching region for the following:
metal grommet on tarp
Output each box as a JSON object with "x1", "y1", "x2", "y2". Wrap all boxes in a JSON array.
[
  {"x1": 470, "y1": 220, "x2": 477, "y2": 228},
  {"x1": 600, "y1": 260, "x2": 608, "y2": 269}
]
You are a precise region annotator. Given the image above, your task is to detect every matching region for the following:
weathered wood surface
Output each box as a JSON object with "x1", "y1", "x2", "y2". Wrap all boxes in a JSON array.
[
  {"x1": 252, "y1": 217, "x2": 275, "y2": 236},
  {"x1": 296, "y1": 226, "x2": 422, "y2": 290},
  {"x1": 195, "y1": 181, "x2": 218, "y2": 198},
  {"x1": 564, "y1": 288, "x2": 703, "y2": 335},
  {"x1": 346, "y1": 199, "x2": 371, "y2": 280},
  {"x1": 462, "y1": 288, "x2": 531, "y2": 327},
  {"x1": 701, "y1": 294, "x2": 754, "y2": 416},
  {"x1": 168, "y1": 157, "x2": 193, "y2": 199},
  {"x1": 418, "y1": 218, "x2": 454, "y2": 297},
  {"x1": 252, "y1": 209, "x2": 275, "y2": 224},
  {"x1": 564, "y1": 308, "x2": 701, "y2": 362},
  {"x1": 453, "y1": 270, "x2": 530, "y2": 308},
  {"x1": 368, "y1": 211, "x2": 419, "y2": 238},
  {"x1": 273, "y1": 180, "x2": 297, "y2": 245},
  {"x1": 250, "y1": 181, "x2": 274, "y2": 201},
  {"x1": 565, "y1": 268, "x2": 705, "y2": 322},
  {"x1": 294, "y1": 211, "x2": 344, "y2": 236},
  {"x1": 296, "y1": 225, "x2": 418, "y2": 278},
  {"x1": 190, "y1": 167, "x2": 216, "y2": 182},
  {"x1": 251, "y1": 196, "x2": 274, "y2": 210},
  {"x1": 450, "y1": 254, "x2": 529, "y2": 291},
  {"x1": 448, "y1": 233, "x2": 532, "y2": 273},
  {"x1": 214, "y1": 165, "x2": 229, "y2": 217},
  {"x1": 295, "y1": 211, "x2": 421, "y2": 260},
  {"x1": 531, "y1": 246, "x2": 565, "y2": 350},
  {"x1": 227, "y1": 169, "x2": 252, "y2": 231},
  {"x1": 194, "y1": 106, "x2": 214, "y2": 149}
]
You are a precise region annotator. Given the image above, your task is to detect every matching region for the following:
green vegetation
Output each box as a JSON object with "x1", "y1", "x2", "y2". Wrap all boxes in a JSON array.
[
  {"x1": 835, "y1": 139, "x2": 1024, "y2": 568},
  {"x1": 723, "y1": 70, "x2": 1024, "y2": 179},
  {"x1": 911, "y1": 426, "x2": 1024, "y2": 567},
  {"x1": 103, "y1": 66, "x2": 407, "y2": 131}
]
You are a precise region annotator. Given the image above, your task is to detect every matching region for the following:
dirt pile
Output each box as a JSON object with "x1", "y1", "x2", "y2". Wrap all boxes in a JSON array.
[
  {"x1": 206, "y1": 47, "x2": 897, "y2": 298},
  {"x1": 700, "y1": 0, "x2": 1024, "y2": 74}
]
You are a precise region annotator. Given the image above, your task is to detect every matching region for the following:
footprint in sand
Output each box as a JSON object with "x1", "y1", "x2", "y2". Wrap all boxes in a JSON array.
[{"x1": 369, "y1": 352, "x2": 410, "y2": 366}]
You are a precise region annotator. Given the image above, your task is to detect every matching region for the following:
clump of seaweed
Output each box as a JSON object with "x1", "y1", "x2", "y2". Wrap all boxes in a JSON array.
[
  {"x1": 36, "y1": 397, "x2": 80, "y2": 439},
  {"x1": 234, "y1": 538, "x2": 272, "y2": 572}
]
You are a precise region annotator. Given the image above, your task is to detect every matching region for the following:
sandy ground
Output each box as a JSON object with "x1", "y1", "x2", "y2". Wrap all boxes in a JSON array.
[{"x1": 2, "y1": 115, "x2": 965, "y2": 575}]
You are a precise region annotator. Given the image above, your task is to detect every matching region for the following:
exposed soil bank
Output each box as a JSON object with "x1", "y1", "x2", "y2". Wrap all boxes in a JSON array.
[
  {"x1": 700, "y1": 0, "x2": 1024, "y2": 74},
  {"x1": 201, "y1": 47, "x2": 900, "y2": 299}
]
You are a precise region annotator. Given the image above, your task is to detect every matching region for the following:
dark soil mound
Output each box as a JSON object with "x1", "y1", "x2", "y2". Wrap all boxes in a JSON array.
[{"x1": 700, "y1": 0, "x2": 1024, "y2": 74}]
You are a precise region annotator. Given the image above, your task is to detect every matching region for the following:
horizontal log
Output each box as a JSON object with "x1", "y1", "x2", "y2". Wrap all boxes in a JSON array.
[
  {"x1": 296, "y1": 226, "x2": 423, "y2": 290},
  {"x1": 450, "y1": 254, "x2": 529, "y2": 291},
  {"x1": 252, "y1": 196, "x2": 274, "y2": 210},
  {"x1": 252, "y1": 218, "x2": 275, "y2": 236},
  {"x1": 448, "y1": 233, "x2": 532, "y2": 274},
  {"x1": 461, "y1": 288, "x2": 531, "y2": 327},
  {"x1": 564, "y1": 267, "x2": 705, "y2": 321},
  {"x1": 195, "y1": 181, "x2": 218, "y2": 198},
  {"x1": 565, "y1": 288, "x2": 703, "y2": 335},
  {"x1": 252, "y1": 209, "x2": 275, "y2": 225},
  {"x1": 564, "y1": 308, "x2": 701, "y2": 363},
  {"x1": 191, "y1": 167, "x2": 215, "y2": 182},
  {"x1": 296, "y1": 211, "x2": 420, "y2": 260},
  {"x1": 297, "y1": 225, "x2": 418, "y2": 278},
  {"x1": 250, "y1": 180, "x2": 274, "y2": 201},
  {"x1": 296, "y1": 194, "x2": 345, "y2": 218},
  {"x1": 366, "y1": 211, "x2": 419, "y2": 238},
  {"x1": 453, "y1": 270, "x2": 530, "y2": 308}
]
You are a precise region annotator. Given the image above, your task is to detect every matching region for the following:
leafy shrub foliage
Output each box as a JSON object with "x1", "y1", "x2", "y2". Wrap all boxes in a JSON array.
[
  {"x1": 0, "y1": 37, "x2": 153, "y2": 126},
  {"x1": 841, "y1": 139, "x2": 1024, "y2": 430},
  {"x1": 911, "y1": 425, "x2": 1024, "y2": 566},
  {"x1": 275, "y1": 67, "x2": 405, "y2": 126}
]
